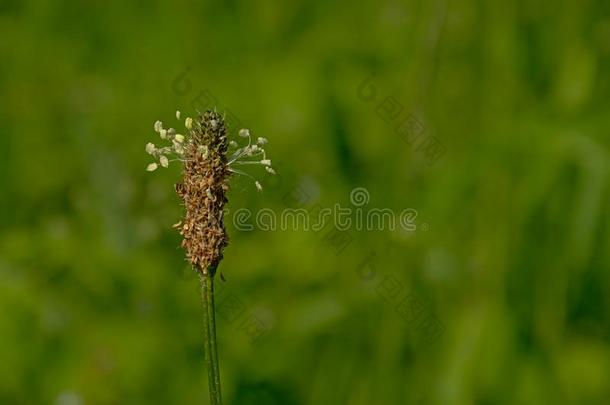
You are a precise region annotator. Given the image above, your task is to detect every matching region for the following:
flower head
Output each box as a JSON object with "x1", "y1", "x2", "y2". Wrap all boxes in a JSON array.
[{"x1": 145, "y1": 109, "x2": 276, "y2": 273}]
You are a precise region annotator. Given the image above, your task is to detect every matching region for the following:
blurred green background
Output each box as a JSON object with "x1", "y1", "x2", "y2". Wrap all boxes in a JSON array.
[{"x1": 1, "y1": 0, "x2": 609, "y2": 404}]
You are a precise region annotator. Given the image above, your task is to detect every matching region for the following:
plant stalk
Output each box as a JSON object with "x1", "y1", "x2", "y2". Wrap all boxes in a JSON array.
[{"x1": 200, "y1": 270, "x2": 222, "y2": 405}]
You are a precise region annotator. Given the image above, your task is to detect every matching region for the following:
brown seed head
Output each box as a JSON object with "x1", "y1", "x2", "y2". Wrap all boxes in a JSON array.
[{"x1": 175, "y1": 111, "x2": 230, "y2": 275}]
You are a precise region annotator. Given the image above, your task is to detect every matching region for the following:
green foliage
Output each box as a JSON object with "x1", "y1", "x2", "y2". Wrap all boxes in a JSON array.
[{"x1": 1, "y1": 0, "x2": 609, "y2": 403}]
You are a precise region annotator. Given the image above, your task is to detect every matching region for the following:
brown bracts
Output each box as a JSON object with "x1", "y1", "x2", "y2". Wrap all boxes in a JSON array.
[{"x1": 175, "y1": 111, "x2": 230, "y2": 275}]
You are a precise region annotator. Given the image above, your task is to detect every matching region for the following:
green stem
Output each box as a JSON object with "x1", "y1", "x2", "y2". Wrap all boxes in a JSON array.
[{"x1": 200, "y1": 270, "x2": 222, "y2": 405}]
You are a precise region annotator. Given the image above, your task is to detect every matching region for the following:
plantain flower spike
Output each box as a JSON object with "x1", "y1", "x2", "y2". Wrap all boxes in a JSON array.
[
  {"x1": 145, "y1": 109, "x2": 276, "y2": 274},
  {"x1": 175, "y1": 111, "x2": 230, "y2": 275}
]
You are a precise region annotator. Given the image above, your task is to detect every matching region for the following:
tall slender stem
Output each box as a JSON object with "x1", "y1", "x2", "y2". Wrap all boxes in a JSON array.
[{"x1": 200, "y1": 271, "x2": 222, "y2": 404}]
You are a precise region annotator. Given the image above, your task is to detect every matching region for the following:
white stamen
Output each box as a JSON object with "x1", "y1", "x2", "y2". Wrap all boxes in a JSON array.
[
  {"x1": 255, "y1": 181, "x2": 263, "y2": 191},
  {"x1": 239, "y1": 129, "x2": 250, "y2": 138},
  {"x1": 159, "y1": 156, "x2": 169, "y2": 168},
  {"x1": 154, "y1": 121, "x2": 163, "y2": 133},
  {"x1": 173, "y1": 141, "x2": 184, "y2": 155},
  {"x1": 146, "y1": 143, "x2": 156, "y2": 155},
  {"x1": 146, "y1": 163, "x2": 158, "y2": 172}
]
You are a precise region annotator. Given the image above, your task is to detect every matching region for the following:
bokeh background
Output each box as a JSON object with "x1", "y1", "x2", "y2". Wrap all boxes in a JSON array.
[{"x1": 1, "y1": 0, "x2": 609, "y2": 404}]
